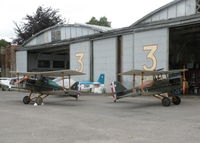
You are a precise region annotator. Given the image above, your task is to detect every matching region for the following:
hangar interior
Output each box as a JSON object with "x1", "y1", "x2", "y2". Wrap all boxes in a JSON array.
[
  {"x1": 27, "y1": 46, "x2": 70, "y2": 72},
  {"x1": 169, "y1": 23, "x2": 200, "y2": 94}
]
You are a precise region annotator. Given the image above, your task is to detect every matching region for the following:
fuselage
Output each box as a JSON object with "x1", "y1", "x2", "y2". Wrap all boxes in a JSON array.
[{"x1": 25, "y1": 77, "x2": 63, "y2": 93}]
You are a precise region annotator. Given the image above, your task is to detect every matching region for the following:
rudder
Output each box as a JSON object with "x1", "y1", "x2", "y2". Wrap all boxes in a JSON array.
[
  {"x1": 110, "y1": 81, "x2": 127, "y2": 99},
  {"x1": 97, "y1": 74, "x2": 105, "y2": 84}
]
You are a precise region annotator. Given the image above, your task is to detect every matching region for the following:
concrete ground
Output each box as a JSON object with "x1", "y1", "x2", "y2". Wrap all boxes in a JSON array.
[{"x1": 0, "y1": 91, "x2": 200, "y2": 143}]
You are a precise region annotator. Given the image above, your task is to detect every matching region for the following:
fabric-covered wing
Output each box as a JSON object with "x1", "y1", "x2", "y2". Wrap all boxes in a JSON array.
[
  {"x1": 119, "y1": 69, "x2": 187, "y2": 76},
  {"x1": 10, "y1": 70, "x2": 85, "y2": 77}
]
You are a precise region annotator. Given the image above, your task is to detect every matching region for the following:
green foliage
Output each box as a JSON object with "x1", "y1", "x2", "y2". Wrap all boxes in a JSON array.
[
  {"x1": 86, "y1": 16, "x2": 111, "y2": 27},
  {"x1": 0, "y1": 39, "x2": 11, "y2": 47},
  {"x1": 13, "y1": 6, "x2": 65, "y2": 45}
]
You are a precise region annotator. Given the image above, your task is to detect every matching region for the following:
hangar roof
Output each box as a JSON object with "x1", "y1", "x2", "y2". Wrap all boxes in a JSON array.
[
  {"x1": 131, "y1": 0, "x2": 196, "y2": 27},
  {"x1": 19, "y1": 0, "x2": 200, "y2": 51},
  {"x1": 22, "y1": 23, "x2": 112, "y2": 47}
]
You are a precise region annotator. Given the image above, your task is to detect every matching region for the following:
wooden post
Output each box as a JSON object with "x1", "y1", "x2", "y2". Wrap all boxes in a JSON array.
[
  {"x1": 69, "y1": 75, "x2": 71, "y2": 89},
  {"x1": 133, "y1": 74, "x2": 135, "y2": 93},
  {"x1": 17, "y1": 73, "x2": 19, "y2": 91}
]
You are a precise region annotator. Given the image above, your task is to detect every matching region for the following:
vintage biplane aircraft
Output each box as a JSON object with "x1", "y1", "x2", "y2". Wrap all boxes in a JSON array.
[
  {"x1": 11, "y1": 70, "x2": 85, "y2": 105},
  {"x1": 110, "y1": 69, "x2": 187, "y2": 106}
]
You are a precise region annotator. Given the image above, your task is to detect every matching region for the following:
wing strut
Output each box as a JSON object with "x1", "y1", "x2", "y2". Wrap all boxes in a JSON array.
[
  {"x1": 62, "y1": 72, "x2": 65, "y2": 89},
  {"x1": 69, "y1": 75, "x2": 71, "y2": 89},
  {"x1": 132, "y1": 74, "x2": 136, "y2": 92},
  {"x1": 182, "y1": 68, "x2": 186, "y2": 94},
  {"x1": 17, "y1": 73, "x2": 19, "y2": 91},
  {"x1": 141, "y1": 72, "x2": 144, "y2": 91}
]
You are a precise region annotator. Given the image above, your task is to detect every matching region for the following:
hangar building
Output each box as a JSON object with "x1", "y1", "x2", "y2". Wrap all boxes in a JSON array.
[{"x1": 16, "y1": 0, "x2": 200, "y2": 93}]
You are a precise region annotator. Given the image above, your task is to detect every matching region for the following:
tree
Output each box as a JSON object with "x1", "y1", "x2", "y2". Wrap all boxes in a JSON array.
[
  {"x1": 0, "y1": 39, "x2": 11, "y2": 47},
  {"x1": 13, "y1": 6, "x2": 65, "y2": 45},
  {"x1": 86, "y1": 16, "x2": 111, "y2": 27}
]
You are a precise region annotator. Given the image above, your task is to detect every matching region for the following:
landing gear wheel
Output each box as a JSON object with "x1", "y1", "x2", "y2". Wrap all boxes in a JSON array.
[
  {"x1": 172, "y1": 96, "x2": 181, "y2": 105},
  {"x1": 162, "y1": 97, "x2": 171, "y2": 107},
  {"x1": 35, "y1": 97, "x2": 43, "y2": 105},
  {"x1": 76, "y1": 94, "x2": 79, "y2": 100},
  {"x1": 23, "y1": 96, "x2": 31, "y2": 104}
]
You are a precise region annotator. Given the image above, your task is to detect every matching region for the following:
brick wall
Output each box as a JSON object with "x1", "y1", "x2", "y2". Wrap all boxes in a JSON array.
[{"x1": 0, "y1": 45, "x2": 17, "y2": 77}]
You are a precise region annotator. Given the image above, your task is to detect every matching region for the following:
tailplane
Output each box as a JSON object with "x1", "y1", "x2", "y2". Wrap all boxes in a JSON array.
[
  {"x1": 97, "y1": 74, "x2": 105, "y2": 84},
  {"x1": 110, "y1": 81, "x2": 127, "y2": 99}
]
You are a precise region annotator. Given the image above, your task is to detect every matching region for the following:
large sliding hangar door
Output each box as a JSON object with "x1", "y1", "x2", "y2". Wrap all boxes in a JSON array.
[
  {"x1": 121, "y1": 34, "x2": 134, "y2": 89},
  {"x1": 93, "y1": 38, "x2": 117, "y2": 92},
  {"x1": 134, "y1": 28, "x2": 169, "y2": 71},
  {"x1": 70, "y1": 41, "x2": 91, "y2": 81},
  {"x1": 16, "y1": 51, "x2": 28, "y2": 72}
]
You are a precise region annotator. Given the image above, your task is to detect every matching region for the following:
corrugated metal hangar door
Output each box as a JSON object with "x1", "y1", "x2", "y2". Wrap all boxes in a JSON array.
[
  {"x1": 70, "y1": 41, "x2": 91, "y2": 81},
  {"x1": 133, "y1": 28, "x2": 169, "y2": 86},
  {"x1": 134, "y1": 28, "x2": 169, "y2": 71},
  {"x1": 121, "y1": 34, "x2": 134, "y2": 89},
  {"x1": 16, "y1": 51, "x2": 28, "y2": 72},
  {"x1": 93, "y1": 38, "x2": 117, "y2": 92}
]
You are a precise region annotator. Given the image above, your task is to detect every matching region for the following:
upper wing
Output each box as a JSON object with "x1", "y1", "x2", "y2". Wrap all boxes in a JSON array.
[
  {"x1": 10, "y1": 70, "x2": 86, "y2": 77},
  {"x1": 119, "y1": 69, "x2": 188, "y2": 76}
]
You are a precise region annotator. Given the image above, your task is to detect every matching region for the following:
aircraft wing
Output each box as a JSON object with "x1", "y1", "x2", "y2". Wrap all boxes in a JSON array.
[
  {"x1": 10, "y1": 70, "x2": 86, "y2": 77},
  {"x1": 119, "y1": 69, "x2": 188, "y2": 76}
]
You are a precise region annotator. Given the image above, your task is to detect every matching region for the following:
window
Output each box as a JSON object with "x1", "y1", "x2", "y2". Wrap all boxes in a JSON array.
[
  {"x1": 51, "y1": 29, "x2": 61, "y2": 42},
  {"x1": 38, "y1": 60, "x2": 50, "y2": 68},
  {"x1": 196, "y1": 0, "x2": 200, "y2": 13},
  {"x1": 53, "y1": 61, "x2": 64, "y2": 68}
]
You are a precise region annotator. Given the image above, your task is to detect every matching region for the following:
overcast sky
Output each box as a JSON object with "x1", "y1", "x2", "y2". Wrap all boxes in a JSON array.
[{"x1": 0, "y1": 0, "x2": 173, "y2": 42}]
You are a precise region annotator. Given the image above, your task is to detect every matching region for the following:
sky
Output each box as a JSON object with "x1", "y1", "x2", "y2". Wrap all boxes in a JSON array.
[{"x1": 0, "y1": 0, "x2": 173, "y2": 42}]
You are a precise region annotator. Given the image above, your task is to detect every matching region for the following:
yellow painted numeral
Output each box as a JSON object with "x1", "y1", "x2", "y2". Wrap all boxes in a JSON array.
[
  {"x1": 143, "y1": 45, "x2": 158, "y2": 71},
  {"x1": 75, "y1": 53, "x2": 84, "y2": 72}
]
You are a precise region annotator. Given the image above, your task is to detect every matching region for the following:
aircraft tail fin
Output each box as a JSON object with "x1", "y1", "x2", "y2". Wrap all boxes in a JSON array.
[
  {"x1": 110, "y1": 81, "x2": 127, "y2": 99},
  {"x1": 70, "y1": 82, "x2": 79, "y2": 91},
  {"x1": 97, "y1": 74, "x2": 105, "y2": 84}
]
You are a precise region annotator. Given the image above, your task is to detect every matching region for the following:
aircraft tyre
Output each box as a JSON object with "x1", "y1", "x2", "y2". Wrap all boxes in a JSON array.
[
  {"x1": 75, "y1": 94, "x2": 79, "y2": 100},
  {"x1": 172, "y1": 96, "x2": 181, "y2": 105},
  {"x1": 35, "y1": 97, "x2": 43, "y2": 105},
  {"x1": 162, "y1": 97, "x2": 171, "y2": 107},
  {"x1": 23, "y1": 96, "x2": 31, "y2": 104}
]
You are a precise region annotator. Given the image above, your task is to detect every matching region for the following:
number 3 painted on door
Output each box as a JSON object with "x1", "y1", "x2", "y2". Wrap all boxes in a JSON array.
[
  {"x1": 75, "y1": 53, "x2": 84, "y2": 72},
  {"x1": 143, "y1": 45, "x2": 158, "y2": 71}
]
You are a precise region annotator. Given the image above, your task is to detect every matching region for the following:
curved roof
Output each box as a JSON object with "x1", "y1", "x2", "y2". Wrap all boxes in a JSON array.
[
  {"x1": 131, "y1": 0, "x2": 193, "y2": 27},
  {"x1": 22, "y1": 23, "x2": 112, "y2": 47}
]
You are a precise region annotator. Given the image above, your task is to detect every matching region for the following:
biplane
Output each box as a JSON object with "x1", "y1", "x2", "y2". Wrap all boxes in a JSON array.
[
  {"x1": 11, "y1": 70, "x2": 85, "y2": 105},
  {"x1": 110, "y1": 69, "x2": 187, "y2": 106}
]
